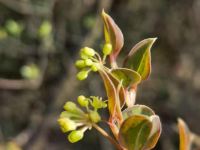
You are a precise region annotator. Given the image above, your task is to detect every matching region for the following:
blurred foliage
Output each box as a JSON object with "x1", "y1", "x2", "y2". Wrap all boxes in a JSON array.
[{"x1": 0, "y1": 0, "x2": 200, "y2": 150}]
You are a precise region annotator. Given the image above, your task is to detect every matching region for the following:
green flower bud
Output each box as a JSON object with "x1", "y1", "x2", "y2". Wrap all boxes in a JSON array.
[
  {"x1": 77, "y1": 95, "x2": 89, "y2": 107},
  {"x1": 64, "y1": 102, "x2": 77, "y2": 112},
  {"x1": 64, "y1": 102, "x2": 84, "y2": 115},
  {"x1": 80, "y1": 52, "x2": 89, "y2": 60},
  {"x1": 76, "y1": 70, "x2": 88, "y2": 80},
  {"x1": 103, "y1": 43, "x2": 112, "y2": 55},
  {"x1": 58, "y1": 118, "x2": 76, "y2": 133},
  {"x1": 84, "y1": 59, "x2": 93, "y2": 66},
  {"x1": 89, "y1": 111, "x2": 101, "y2": 123},
  {"x1": 91, "y1": 63, "x2": 99, "y2": 72},
  {"x1": 75, "y1": 60, "x2": 86, "y2": 69},
  {"x1": 81, "y1": 47, "x2": 95, "y2": 58},
  {"x1": 68, "y1": 130, "x2": 84, "y2": 143}
]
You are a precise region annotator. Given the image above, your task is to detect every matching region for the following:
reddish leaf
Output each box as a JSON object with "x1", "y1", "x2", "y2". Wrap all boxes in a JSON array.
[
  {"x1": 102, "y1": 10, "x2": 124, "y2": 64},
  {"x1": 99, "y1": 69, "x2": 122, "y2": 120},
  {"x1": 106, "y1": 70, "x2": 126, "y2": 107}
]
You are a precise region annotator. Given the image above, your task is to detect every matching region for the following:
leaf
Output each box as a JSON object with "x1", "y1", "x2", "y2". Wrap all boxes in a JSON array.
[
  {"x1": 111, "y1": 68, "x2": 141, "y2": 107},
  {"x1": 111, "y1": 68, "x2": 141, "y2": 88},
  {"x1": 123, "y1": 38, "x2": 157, "y2": 80},
  {"x1": 106, "y1": 70, "x2": 126, "y2": 106},
  {"x1": 121, "y1": 105, "x2": 162, "y2": 150},
  {"x1": 178, "y1": 118, "x2": 191, "y2": 150},
  {"x1": 99, "y1": 69, "x2": 122, "y2": 120},
  {"x1": 102, "y1": 10, "x2": 124, "y2": 63},
  {"x1": 118, "y1": 115, "x2": 152, "y2": 150},
  {"x1": 144, "y1": 115, "x2": 162, "y2": 149},
  {"x1": 122, "y1": 105, "x2": 155, "y2": 120}
]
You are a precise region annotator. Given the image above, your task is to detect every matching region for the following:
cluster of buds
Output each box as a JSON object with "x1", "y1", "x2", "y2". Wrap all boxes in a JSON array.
[
  {"x1": 75, "y1": 44, "x2": 112, "y2": 81},
  {"x1": 58, "y1": 95, "x2": 107, "y2": 143},
  {"x1": 75, "y1": 47, "x2": 99, "y2": 80}
]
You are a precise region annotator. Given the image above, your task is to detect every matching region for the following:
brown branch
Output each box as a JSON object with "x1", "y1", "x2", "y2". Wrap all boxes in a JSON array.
[{"x1": 0, "y1": 78, "x2": 41, "y2": 90}]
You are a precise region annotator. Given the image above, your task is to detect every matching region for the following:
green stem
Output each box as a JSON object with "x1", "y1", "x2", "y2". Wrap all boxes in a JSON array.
[{"x1": 92, "y1": 123, "x2": 124, "y2": 150}]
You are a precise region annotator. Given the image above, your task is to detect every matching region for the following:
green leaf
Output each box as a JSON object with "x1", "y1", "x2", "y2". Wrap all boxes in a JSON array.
[
  {"x1": 118, "y1": 115, "x2": 152, "y2": 150},
  {"x1": 102, "y1": 10, "x2": 124, "y2": 63},
  {"x1": 123, "y1": 38, "x2": 157, "y2": 80},
  {"x1": 122, "y1": 105, "x2": 155, "y2": 120},
  {"x1": 178, "y1": 118, "x2": 191, "y2": 150},
  {"x1": 111, "y1": 68, "x2": 141, "y2": 88},
  {"x1": 121, "y1": 106, "x2": 162, "y2": 150}
]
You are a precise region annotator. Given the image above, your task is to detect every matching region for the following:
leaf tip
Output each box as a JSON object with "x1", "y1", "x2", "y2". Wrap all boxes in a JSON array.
[
  {"x1": 102, "y1": 9, "x2": 108, "y2": 18},
  {"x1": 147, "y1": 37, "x2": 157, "y2": 47}
]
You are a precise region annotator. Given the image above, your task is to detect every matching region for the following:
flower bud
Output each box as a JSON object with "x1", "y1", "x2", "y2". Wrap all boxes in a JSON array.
[
  {"x1": 80, "y1": 52, "x2": 89, "y2": 60},
  {"x1": 75, "y1": 60, "x2": 85, "y2": 69},
  {"x1": 77, "y1": 95, "x2": 89, "y2": 107},
  {"x1": 76, "y1": 70, "x2": 88, "y2": 80},
  {"x1": 64, "y1": 101, "x2": 84, "y2": 115},
  {"x1": 58, "y1": 118, "x2": 76, "y2": 133},
  {"x1": 81, "y1": 47, "x2": 95, "y2": 58},
  {"x1": 91, "y1": 64, "x2": 99, "y2": 72},
  {"x1": 103, "y1": 43, "x2": 112, "y2": 55},
  {"x1": 68, "y1": 130, "x2": 84, "y2": 143},
  {"x1": 84, "y1": 59, "x2": 93, "y2": 66},
  {"x1": 64, "y1": 102, "x2": 77, "y2": 112},
  {"x1": 89, "y1": 111, "x2": 101, "y2": 123}
]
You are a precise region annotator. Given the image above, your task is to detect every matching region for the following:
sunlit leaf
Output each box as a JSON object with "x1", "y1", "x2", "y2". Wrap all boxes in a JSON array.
[
  {"x1": 99, "y1": 70, "x2": 122, "y2": 120},
  {"x1": 106, "y1": 70, "x2": 126, "y2": 106},
  {"x1": 123, "y1": 38, "x2": 157, "y2": 80},
  {"x1": 102, "y1": 10, "x2": 124, "y2": 63},
  {"x1": 178, "y1": 118, "x2": 191, "y2": 150},
  {"x1": 118, "y1": 115, "x2": 152, "y2": 150}
]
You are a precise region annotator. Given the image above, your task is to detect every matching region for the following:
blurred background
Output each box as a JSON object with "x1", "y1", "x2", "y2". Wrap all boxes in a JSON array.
[{"x1": 0, "y1": 0, "x2": 200, "y2": 149}]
